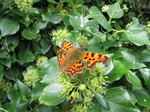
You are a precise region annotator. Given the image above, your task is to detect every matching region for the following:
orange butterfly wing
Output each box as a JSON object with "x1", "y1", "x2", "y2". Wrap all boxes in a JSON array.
[
  {"x1": 57, "y1": 41, "x2": 76, "y2": 53},
  {"x1": 80, "y1": 52, "x2": 109, "y2": 69},
  {"x1": 57, "y1": 41, "x2": 109, "y2": 78},
  {"x1": 57, "y1": 41, "x2": 84, "y2": 77}
]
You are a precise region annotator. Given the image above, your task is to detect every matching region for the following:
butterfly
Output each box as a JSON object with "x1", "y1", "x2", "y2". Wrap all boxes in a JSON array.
[{"x1": 57, "y1": 41, "x2": 109, "y2": 78}]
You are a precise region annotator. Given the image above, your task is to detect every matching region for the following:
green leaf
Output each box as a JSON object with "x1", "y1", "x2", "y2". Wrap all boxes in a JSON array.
[
  {"x1": 124, "y1": 18, "x2": 150, "y2": 46},
  {"x1": 32, "y1": 39, "x2": 51, "y2": 54},
  {"x1": 5, "y1": 98, "x2": 20, "y2": 112},
  {"x1": 140, "y1": 49, "x2": 150, "y2": 62},
  {"x1": 32, "y1": 81, "x2": 47, "y2": 101},
  {"x1": 39, "y1": 83, "x2": 66, "y2": 106},
  {"x1": 22, "y1": 27, "x2": 37, "y2": 40},
  {"x1": 14, "y1": 101, "x2": 29, "y2": 112},
  {"x1": 4, "y1": 69, "x2": 19, "y2": 81},
  {"x1": 49, "y1": 13, "x2": 62, "y2": 24},
  {"x1": 86, "y1": 6, "x2": 112, "y2": 32},
  {"x1": 70, "y1": 15, "x2": 88, "y2": 30},
  {"x1": 139, "y1": 68, "x2": 150, "y2": 89},
  {"x1": 8, "y1": 80, "x2": 31, "y2": 102},
  {"x1": 0, "y1": 65, "x2": 3, "y2": 80},
  {"x1": 133, "y1": 89, "x2": 150, "y2": 107},
  {"x1": 104, "y1": 87, "x2": 140, "y2": 112},
  {"x1": 4, "y1": 36, "x2": 19, "y2": 51},
  {"x1": 39, "y1": 57, "x2": 58, "y2": 84},
  {"x1": 47, "y1": 0, "x2": 57, "y2": 4},
  {"x1": 15, "y1": 79, "x2": 31, "y2": 97},
  {"x1": 120, "y1": 49, "x2": 146, "y2": 69},
  {"x1": 0, "y1": 19, "x2": 19, "y2": 36},
  {"x1": 18, "y1": 49, "x2": 35, "y2": 64},
  {"x1": 91, "y1": 90, "x2": 109, "y2": 109},
  {"x1": 107, "y1": 2, "x2": 124, "y2": 18},
  {"x1": 37, "y1": 105, "x2": 61, "y2": 112},
  {"x1": 107, "y1": 60, "x2": 128, "y2": 83},
  {"x1": 126, "y1": 70, "x2": 143, "y2": 90},
  {"x1": 0, "y1": 54, "x2": 12, "y2": 68}
]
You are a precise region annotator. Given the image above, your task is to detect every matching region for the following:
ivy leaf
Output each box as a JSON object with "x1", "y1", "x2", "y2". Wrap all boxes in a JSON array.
[
  {"x1": 49, "y1": 13, "x2": 62, "y2": 24},
  {"x1": 86, "y1": 6, "x2": 112, "y2": 32},
  {"x1": 126, "y1": 70, "x2": 143, "y2": 90},
  {"x1": 107, "y1": 2, "x2": 124, "y2": 18},
  {"x1": 32, "y1": 81, "x2": 47, "y2": 101},
  {"x1": 4, "y1": 36, "x2": 19, "y2": 51},
  {"x1": 18, "y1": 49, "x2": 35, "y2": 64},
  {"x1": 1, "y1": 54, "x2": 12, "y2": 68},
  {"x1": 107, "y1": 60, "x2": 128, "y2": 82},
  {"x1": 139, "y1": 68, "x2": 150, "y2": 89},
  {"x1": 32, "y1": 39, "x2": 51, "y2": 54},
  {"x1": 4, "y1": 98, "x2": 20, "y2": 112},
  {"x1": 70, "y1": 15, "x2": 88, "y2": 30},
  {"x1": 0, "y1": 19, "x2": 19, "y2": 36},
  {"x1": 8, "y1": 80, "x2": 31, "y2": 101},
  {"x1": 120, "y1": 49, "x2": 146, "y2": 69},
  {"x1": 39, "y1": 83, "x2": 66, "y2": 106},
  {"x1": 22, "y1": 27, "x2": 37, "y2": 40},
  {"x1": 133, "y1": 89, "x2": 150, "y2": 108},
  {"x1": 124, "y1": 18, "x2": 150, "y2": 46},
  {"x1": 104, "y1": 87, "x2": 140, "y2": 112},
  {"x1": 0, "y1": 65, "x2": 4, "y2": 80}
]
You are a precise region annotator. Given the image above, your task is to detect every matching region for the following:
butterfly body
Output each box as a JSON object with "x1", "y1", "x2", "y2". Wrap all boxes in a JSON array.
[
  {"x1": 59, "y1": 48, "x2": 82, "y2": 71},
  {"x1": 57, "y1": 41, "x2": 109, "y2": 78}
]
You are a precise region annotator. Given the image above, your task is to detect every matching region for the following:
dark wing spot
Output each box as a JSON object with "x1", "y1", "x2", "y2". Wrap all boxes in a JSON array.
[{"x1": 91, "y1": 53, "x2": 95, "y2": 57}]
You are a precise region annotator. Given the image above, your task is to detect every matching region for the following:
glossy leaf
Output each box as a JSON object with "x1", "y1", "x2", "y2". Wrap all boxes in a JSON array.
[
  {"x1": 140, "y1": 49, "x2": 150, "y2": 62},
  {"x1": 133, "y1": 89, "x2": 150, "y2": 107},
  {"x1": 120, "y1": 49, "x2": 146, "y2": 69},
  {"x1": 70, "y1": 15, "x2": 88, "y2": 30},
  {"x1": 18, "y1": 49, "x2": 35, "y2": 64},
  {"x1": 32, "y1": 81, "x2": 47, "y2": 101},
  {"x1": 4, "y1": 36, "x2": 19, "y2": 51},
  {"x1": 107, "y1": 60, "x2": 128, "y2": 82},
  {"x1": 4, "y1": 69, "x2": 19, "y2": 81},
  {"x1": 86, "y1": 6, "x2": 112, "y2": 32},
  {"x1": 107, "y1": 2, "x2": 124, "y2": 18},
  {"x1": 49, "y1": 13, "x2": 62, "y2": 24},
  {"x1": 0, "y1": 19, "x2": 19, "y2": 36},
  {"x1": 32, "y1": 39, "x2": 51, "y2": 54},
  {"x1": 4, "y1": 98, "x2": 20, "y2": 112},
  {"x1": 1, "y1": 54, "x2": 12, "y2": 68},
  {"x1": 91, "y1": 90, "x2": 109, "y2": 109},
  {"x1": 139, "y1": 68, "x2": 150, "y2": 89},
  {"x1": 39, "y1": 83, "x2": 66, "y2": 106},
  {"x1": 37, "y1": 105, "x2": 61, "y2": 112},
  {"x1": 39, "y1": 57, "x2": 58, "y2": 84},
  {"x1": 126, "y1": 70, "x2": 143, "y2": 90},
  {"x1": 124, "y1": 18, "x2": 150, "y2": 46},
  {"x1": 7, "y1": 80, "x2": 31, "y2": 101},
  {"x1": 22, "y1": 27, "x2": 37, "y2": 40},
  {"x1": 104, "y1": 87, "x2": 140, "y2": 112},
  {"x1": 0, "y1": 65, "x2": 3, "y2": 80}
]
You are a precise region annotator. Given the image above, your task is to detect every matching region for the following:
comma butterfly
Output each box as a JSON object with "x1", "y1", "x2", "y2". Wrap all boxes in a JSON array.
[{"x1": 57, "y1": 41, "x2": 109, "y2": 78}]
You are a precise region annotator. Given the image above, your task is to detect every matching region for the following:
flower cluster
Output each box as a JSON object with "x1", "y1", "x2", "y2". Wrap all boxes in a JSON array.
[
  {"x1": 15, "y1": 0, "x2": 33, "y2": 13},
  {"x1": 0, "y1": 79, "x2": 12, "y2": 91},
  {"x1": 52, "y1": 29, "x2": 71, "y2": 45},
  {"x1": 123, "y1": 4, "x2": 128, "y2": 12},
  {"x1": 36, "y1": 56, "x2": 48, "y2": 67},
  {"x1": 59, "y1": 10, "x2": 69, "y2": 18},
  {"x1": 76, "y1": 35, "x2": 88, "y2": 47},
  {"x1": 57, "y1": 63, "x2": 108, "y2": 111},
  {"x1": 145, "y1": 21, "x2": 150, "y2": 34},
  {"x1": 24, "y1": 69, "x2": 40, "y2": 86},
  {"x1": 102, "y1": 5, "x2": 110, "y2": 12}
]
